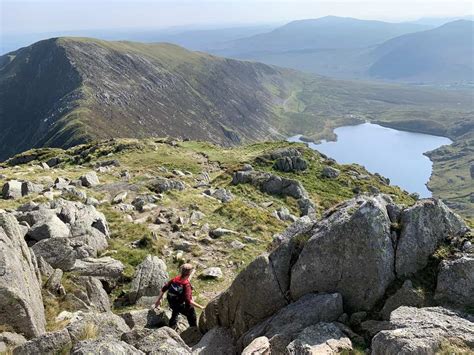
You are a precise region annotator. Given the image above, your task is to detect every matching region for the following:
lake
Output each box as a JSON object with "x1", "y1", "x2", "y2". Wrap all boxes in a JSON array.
[{"x1": 289, "y1": 122, "x2": 453, "y2": 197}]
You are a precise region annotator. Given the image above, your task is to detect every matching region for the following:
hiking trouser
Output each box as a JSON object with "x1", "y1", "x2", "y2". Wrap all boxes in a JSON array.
[{"x1": 169, "y1": 303, "x2": 197, "y2": 328}]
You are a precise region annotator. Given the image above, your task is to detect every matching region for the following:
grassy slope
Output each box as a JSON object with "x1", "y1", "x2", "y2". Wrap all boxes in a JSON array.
[{"x1": 0, "y1": 138, "x2": 415, "y2": 326}]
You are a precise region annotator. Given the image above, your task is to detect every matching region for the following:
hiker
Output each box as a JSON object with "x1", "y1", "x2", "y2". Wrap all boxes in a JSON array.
[{"x1": 152, "y1": 263, "x2": 204, "y2": 329}]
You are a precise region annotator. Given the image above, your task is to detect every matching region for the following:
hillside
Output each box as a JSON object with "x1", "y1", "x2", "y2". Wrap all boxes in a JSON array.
[
  {"x1": 0, "y1": 138, "x2": 472, "y2": 353},
  {"x1": 2, "y1": 36, "x2": 473, "y2": 162},
  {"x1": 368, "y1": 20, "x2": 474, "y2": 83}
]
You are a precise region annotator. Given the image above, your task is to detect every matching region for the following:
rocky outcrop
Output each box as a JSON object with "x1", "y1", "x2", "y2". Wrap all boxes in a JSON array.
[
  {"x1": 127, "y1": 255, "x2": 169, "y2": 304},
  {"x1": 12, "y1": 329, "x2": 71, "y2": 355},
  {"x1": 291, "y1": 195, "x2": 395, "y2": 312},
  {"x1": 192, "y1": 327, "x2": 235, "y2": 355},
  {"x1": 0, "y1": 213, "x2": 46, "y2": 338},
  {"x1": 67, "y1": 312, "x2": 131, "y2": 342},
  {"x1": 72, "y1": 276, "x2": 111, "y2": 312},
  {"x1": 238, "y1": 293, "x2": 343, "y2": 353},
  {"x1": 242, "y1": 337, "x2": 271, "y2": 355},
  {"x1": 71, "y1": 338, "x2": 143, "y2": 355},
  {"x1": 199, "y1": 194, "x2": 470, "y2": 350},
  {"x1": 380, "y1": 280, "x2": 424, "y2": 320},
  {"x1": 321, "y1": 166, "x2": 340, "y2": 179},
  {"x1": 120, "y1": 309, "x2": 169, "y2": 329},
  {"x1": 395, "y1": 199, "x2": 468, "y2": 276},
  {"x1": 286, "y1": 322, "x2": 352, "y2": 354},
  {"x1": 121, "y1": 327, "x2": 191, "y2": 354},
  {"x1": 371, "y1": 307, "x2": 474, "y2": 354},
  {"x1": 435, "y1": 255, "x2": 474, "y2": 308},
  {"x1": 72, "y1": 257, "x2": 124, "y2": 281},
  {"x1": 232, "y1": 170, "x2": 315, "y2": 217},
  {"x1": 273, "y1": 156, "x2": 308, "y2": 173}
]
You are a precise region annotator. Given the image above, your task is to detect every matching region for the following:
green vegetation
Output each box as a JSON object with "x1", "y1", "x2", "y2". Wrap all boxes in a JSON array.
[{"x1": 0, "y1": 138, "x2": 415, "y2": 311}]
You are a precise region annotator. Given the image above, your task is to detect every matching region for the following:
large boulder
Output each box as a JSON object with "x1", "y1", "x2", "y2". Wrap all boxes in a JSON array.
[
  {"x1": 380, "y1": 280, "x2": 424, "y2": 320},
  {"x1": 67, "y1": 312, "x2": 131, "y2": 342},
  {"x1": 395, "y1": 199, "x2": 468, "y2": 276},
  {"x1": 435, "y1": 255, "x2": 474, "y2": 309},
  {"x1": 121, "y1": 327, "x2": 191, "y2": 354},
  {"x1": 241, "y1": 337, "x2": 271, "y2": 355},
  {"x1": 0, "y1": 332, "x2": 27, "y2": 353},
  {"x1": 290, "y1": 195, "x2": 395, "y2": 312},
  {"x1": 12, "y1": 329, "x2": 71, "y2": 355},
  {"x1": 27, "y1": 215, "x2": 70, "y2": 241},
  {"x1": 199, "y1": 253, "x2": 289, "y2": 338},
  {"x1": 371, "y1": 307, "x2": 474, "y2": 355},
  {"x1": 71, "y1": 338, "x2": 143, "y2": 354},
  {"x1": 72, "y1": 276, "x2": 111, "y2": 312},
  {"x1": 192, "y1": 327, "x2": 235, "y2": 355},
  {"x1": 286, "y1": 323, "x2": 352, "y2": 355},
  {"x1": 238, "y1": 293, "x2": 343, "y2": 352},
  {"x1": 72, "y1": 257, "x2": 124, "y2": 281},
  {"x1": 2, "y1": 180, "x2": 22, "y2": 199},
  {"x1": 127, "y1": 255, "x2": 169, "y2": 304},
  {"x1": 31, "y1": 237, "x2": 77, "y2": 271},
  {"x1": 0, "y1": 213, "x2": 46, "y2": 338}
]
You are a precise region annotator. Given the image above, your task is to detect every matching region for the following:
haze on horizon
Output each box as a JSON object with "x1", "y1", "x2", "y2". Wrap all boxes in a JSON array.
[{"x1": 2, "y1": 0, "x2": 473, "y2": 35}]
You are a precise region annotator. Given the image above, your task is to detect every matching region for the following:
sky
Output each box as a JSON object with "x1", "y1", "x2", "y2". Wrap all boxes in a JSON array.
[{"x1": 2, "y1": 0, "x2": 473, "y2": 34}]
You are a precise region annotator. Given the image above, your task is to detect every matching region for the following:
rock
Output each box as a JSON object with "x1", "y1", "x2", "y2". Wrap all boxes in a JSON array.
[
  {"x1": 275, "y1": 207, "x2": 297, "y2": 222},
  {"x1": 2, "y1": 180, "x2": 22, "y2": 199},
  {"x1": 238, "y1": 293, "x2": 343, "y2": 352},
  {"x1": 12, "y1": 329, "x2": 71, "y2": 355},
  {"x1": 192, "y1": 327, "x2": 235, "y2": 355},
  {"x1": 71, "y1": 338, "x2": 143, "y2": 354},
  {"x1": 0, "y1": 213, "x2": 46, "y2": 338},
  {"x1": 435, "y1": 255, "x2": 474, "y2": 308},
  {"x1": 286, "y1": 323, "x2": 352, "y2": 355},
  {"x1": 381, "y1": 280, "x2": 424, "y2": 320},
  {"x1": 44, "y1": 269, "x2": 66, "y2": 297},
  {"x1": 265, "y1": 148, "x2": 302, "y2": 160},
  {"x1": 27, "y1": 215, "x2": 70, "y2": 241},
  {"x1": 37, "y1": 256, "x2": 55, "y2": 278},
  {"x1": 200, "y1": 267, "x2": 223, "y2": 279},
  {"x1": 54, "y1": 177, "x2": 70, "y2": 189},
  {"x1": 80, "y1": 171, "x2": 100, "y2": 187},
  {"x1": 200, "y1": 254, "x2": 289, "y2": 338},
  {"x1": 180, "y1": 327, "x2": 202, "y2": 347},
  {"x1": 112, "y1": 191, "x2": 128, "y2": 204},
  {"x1": 232, "y1": 170, "x2": 312, "y2": 216},
  {"x1": 396, "y1": 199, "x2": 468, "y2": 276},
  {"x1": 67, "y1": 312, "x2": 131, "y2": 342},
  {"x1": 230, "y1": 240, "x2": 245, "y2": 250},
  {"x1": 0, "y1": 332, "x2": 27, "y2": 352},
  {"x1": 210, "y1": 188, "x2": 234, "y2": 203},
  {"x1": 95, "y1": 159, "x2": 120, "y2": 168},
  {"x1": 471, "y1": 164, "x2": 474, "y2": 179},
  {"x1": 127, "y1": 255, "x2": 169, "y2": 304},
  {"x1": 359, "y1": 320, "x2": 394, "y2": 339},
  {"x1": 273, "y1": 156, "x2": 308, "y2": 172},
  {"x1": 73, "y1": 257, "x2": 124, "y2": 281},
  {"x1": 371, "y1": 307, "x2": 474, "y2": 355},
  {"x1": 73, "y1": 276, "x2": 111, "y2": 312},
  {"x1": 21, "y1": 181, "x2": 44, "y2": 196},
  {"x1": 209, "y1": 228, "x2": 237, "y2": 238},
  {"x1": 31, "y1": 237, "x2": 77, "y2": 271},
  {"x1": 242, "y1": 164, "x2": 253, "y2": 171},
  {"x1": 321, "y1": 166, "x2": 340, "y2": 178},
  {"x1": 291, "y1": 195, "x2": 395, "y2": 312},
  {"x1": 148, "y1": 177, "x2": 185, "y2": 193},
  {"x1": 120, "y1": 309, "x2": 169, "y2": 329},
  {"x1": 241, "y1": 336, "x2": 270, "y2": 355},
  {"x1": 121, "y1": 327, "x2": 191, "y2": 354},
  {"x1": 349, "y1": 311, "x2": 367, "y2": 327}
]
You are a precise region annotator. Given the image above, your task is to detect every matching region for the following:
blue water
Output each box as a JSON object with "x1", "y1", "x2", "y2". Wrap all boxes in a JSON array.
[{"x1": 289, "y1": 122, "x2": 452, "y2": 197}]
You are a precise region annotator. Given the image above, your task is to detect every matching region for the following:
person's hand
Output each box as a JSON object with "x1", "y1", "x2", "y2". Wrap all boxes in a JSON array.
[{"x1": 151, "y1": 299, "x2": 161, "y2": 310}]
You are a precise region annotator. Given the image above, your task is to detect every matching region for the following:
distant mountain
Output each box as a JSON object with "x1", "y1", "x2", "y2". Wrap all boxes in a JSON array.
[
  {"x1": 1, "y1": 37, "x2": 472, "y2": 161},
  {"x1": 214, "y1": 16, "x2": 429, "y2": 55},
  {"x1": 368, "y1": 20, "x2": 474, "y2": 83},
  {"x1": 409, "y1": 15, "x2": 474, "y2": 27}
]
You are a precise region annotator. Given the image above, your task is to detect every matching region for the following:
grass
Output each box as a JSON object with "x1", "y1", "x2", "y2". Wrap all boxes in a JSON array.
[
  {"x1": 77, "y1": 322, "x2": 99, "y2": 341},
  {"x1": 437, "y1": 340, "x2": 474, "y2": 355}
]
